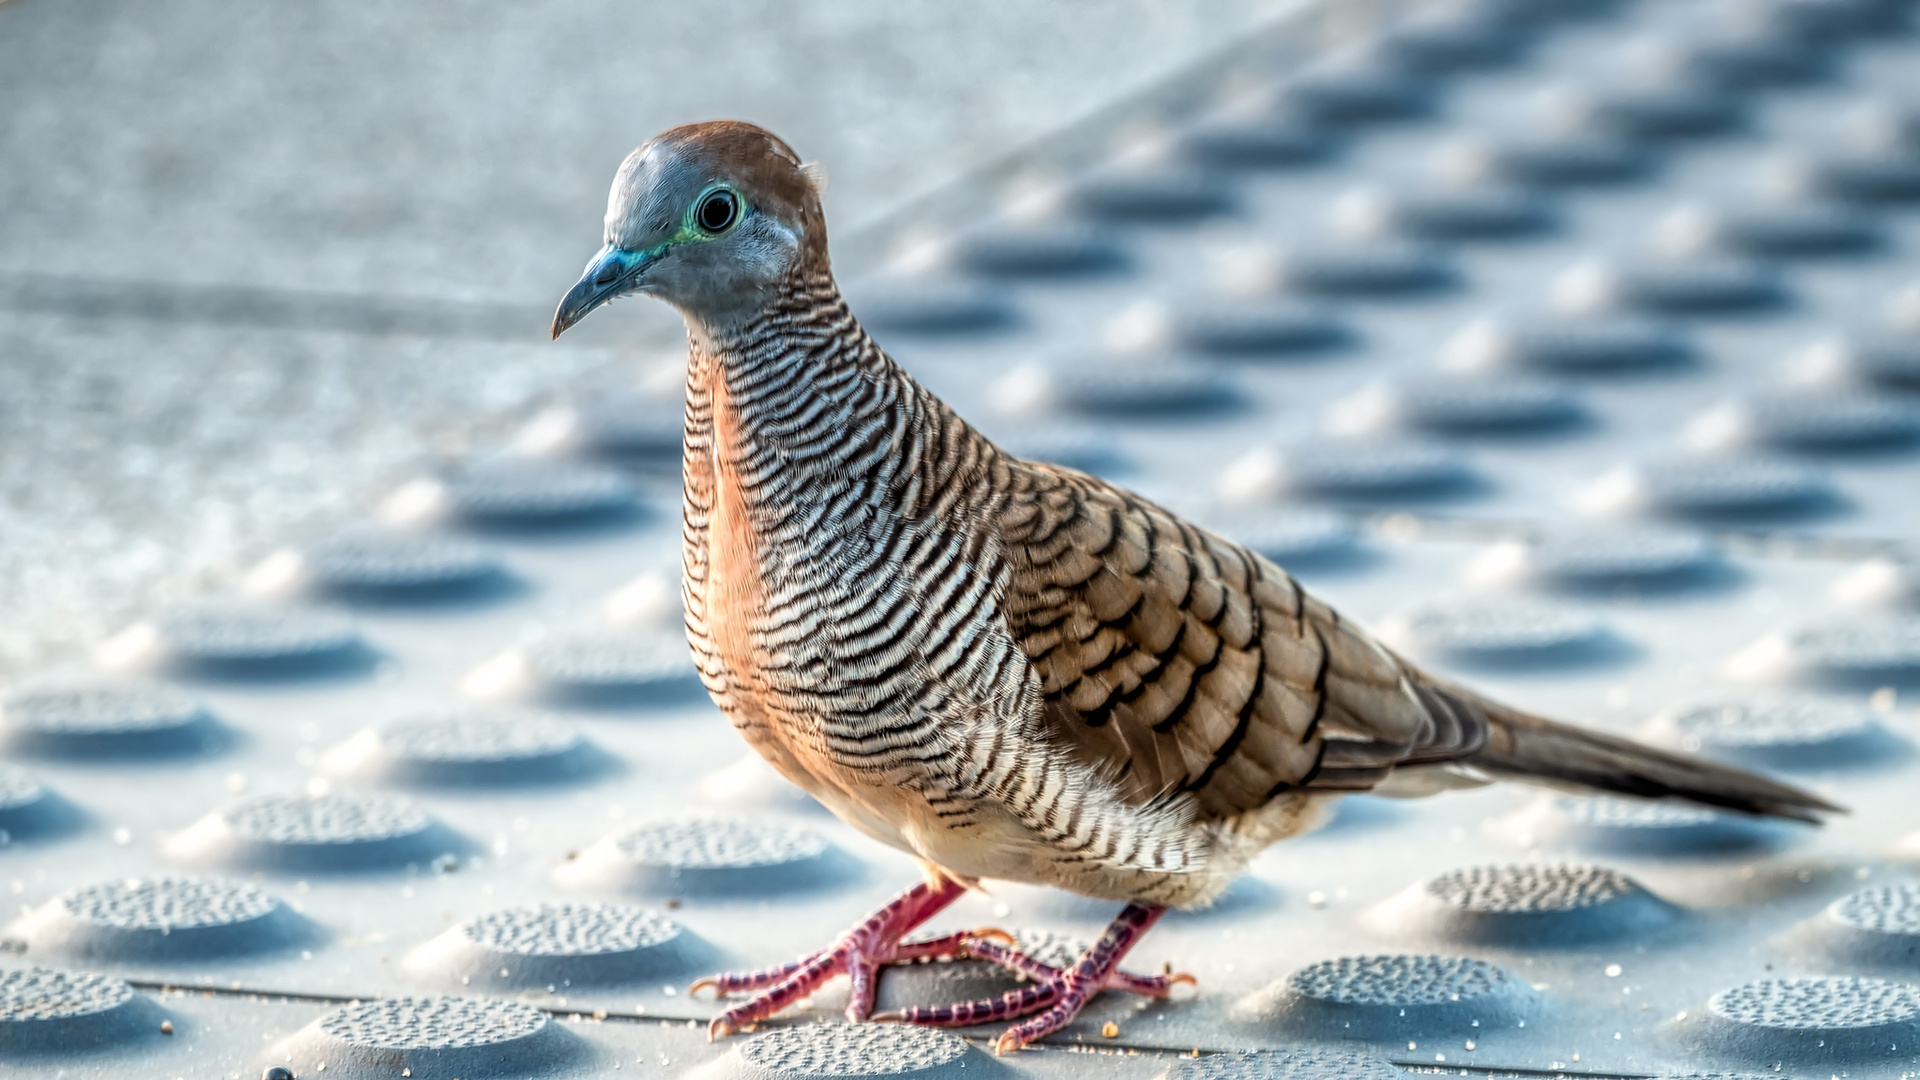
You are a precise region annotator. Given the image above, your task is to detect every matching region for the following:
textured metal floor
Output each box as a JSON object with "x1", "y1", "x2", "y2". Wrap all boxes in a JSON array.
[{"x1": 6, "y1": 0, "x2": 1920, "y2": 1077}]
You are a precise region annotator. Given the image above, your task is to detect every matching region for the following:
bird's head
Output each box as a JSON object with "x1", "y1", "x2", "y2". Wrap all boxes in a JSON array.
[{"x1": 551, "y1": 121, "x2": 826, "y2": 338}]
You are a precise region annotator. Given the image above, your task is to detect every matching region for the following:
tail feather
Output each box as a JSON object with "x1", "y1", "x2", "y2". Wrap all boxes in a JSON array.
[{"x1": 1450, "y1": 686, "x2": 1843, "y2": 824}]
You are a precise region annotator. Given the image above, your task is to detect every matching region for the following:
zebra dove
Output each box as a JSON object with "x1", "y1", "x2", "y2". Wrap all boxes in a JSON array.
[{"x1": 549, "y1": 121, "x2": 1839, "y2": 1053}]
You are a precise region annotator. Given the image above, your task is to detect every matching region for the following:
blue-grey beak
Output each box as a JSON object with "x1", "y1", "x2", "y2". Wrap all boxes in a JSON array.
[{"x1": 551, "y1": 245, "x2": 647, "y2": 338}]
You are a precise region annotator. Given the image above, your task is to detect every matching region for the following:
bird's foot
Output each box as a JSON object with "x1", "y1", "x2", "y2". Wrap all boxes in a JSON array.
[
  {"x1": 876, "y1": 901, "x2": 1193, "y2": 1053},
  {"x1": 692, "y1": 876, "x2": 988, "y2": 1039}
]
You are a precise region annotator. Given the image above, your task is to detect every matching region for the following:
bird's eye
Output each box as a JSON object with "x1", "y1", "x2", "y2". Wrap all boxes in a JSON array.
[{"x1": 696, "y1": 190, "x2": 738, "y2": 233}]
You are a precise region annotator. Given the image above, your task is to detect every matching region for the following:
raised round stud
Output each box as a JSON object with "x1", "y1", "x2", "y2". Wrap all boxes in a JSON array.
[
  {"x1": 1221, "y1": 441, "x2": 1476, "y2": 504},
  {"x1": 517, "y1": 392, "x2": 683, "y2": 463},
  {"x1": 1585, "y1": 85, "x2": 1743, "y2": 140},
  {"x1": 499, "y1": 632, "x2": 702, "y2": 708},
  {"x1": 432, "y1": 459, "x2": 638, "y2": 526},
  {"x1": 1814, "y1": 884, "x2": 1920, "y2": 969},
  {"x1": 278, "y1": 529, "x2": 506, "y2": 601},
  {"x1": 1443, "y1": 317, "x2": 1693, "y2": 376},
  {"x1": 1476, "y1": 528, "x2": 1719, "y2": 593},
  {"x1": 1813, "y1": 153, "x2": 1920, "y2": 204},
  {"x1": 1071, "y1": 168, "x2": 1238, "y2": 224},
  {"x1": 1705, "y1": 205, "x2": 1881, "y2": 258},
  {"x1": 848, "y1": 281, "x2": 1019, "y2": 335},
  {"x1": 1699, "y1": 976, "x2": 1920, "y2": 1060},
  {"x1": 1842, "y1": 337, "x2": 1920, "y2": 392},
  {"x1": 168, "y1": 793, "x2": 459, "y2": 873},
  {"x1": 15, "y1": 876, "x2": 310, "y2": 962},
  {"x1": 1379, "y1": 8, "x2": 1526, "y2": 72},
  {"x1": 1272, "y1": 243, "x2": 1458, "y2": 297},
  {"x1": 1689, "y1": 394, "x2": 1920, "y2": 453},
  {"x1": 1607, "y1": 260, "x2": 1789, "y2": 316},
  {"x1": 1281, "y1": 65, "x2": 1434, "y2": 125},
  {"x1": 1233, "y1": 953, "x2": 1529, "y2": 1038},
  {"x1": 1383, "y1": 863, "x2": 1676, "y2": 946},
  {"x1": 1044, "y1": 362, "x2": 1243, "y2": 418},
  {"x1": 1382, "y1": 602, "x2": 1612, "y2": 668},
  {"x1": 1172, "y1": 302, "x2": 1353, "y2": 359},
  {"x1": 1157, "y1": 1050, "x2": 1403, "y2": 1080},
  {"x1": 709, "y1": 1024, "x2": 987, "y2": 1080},
  {"x1": 105, "y1": 604, "x2": 366, "y2": 680},
  {"x1": 1733, "y1": 620, "x2": 1920, "y2": 689},
  {"x1": 1583, "y1": 457, "x2": 1835, "y2": 520},
  {"x1": 1203, "y1": 508, "x2": 1357, "y2": 568},
  {"x1": 1520, "y1": 794, "x2": 1779, "y2": 856},
  {"x1": 1657, "y1": 698, "x2": 1890, "y2": 769},
  {"x1": 876, "y1": 929, "x2": 1089, "y2": 1018},
  {"x1": 276, "y1": 996, "x2": 580, "y2": 1079},
  {"x1": 0, "y1": 967, "x2": 159, "y2": 1053},
  {"x1": 1474, "y1": 134, "x2": 1655, "y2": 186},
  {"x1": 1179, "y1": 113, "x2": 1334, "y2": 169},
  {"x1": 1340, "y1": 377, "x2": 1586, "y2": 436},
  {"x1": 406, "y1": 902, "x2": 708, "y2": 988},
  {"x1": 1766, "y1": 0, "x2": 1911, "y2": 39},
  {"x1": 1682, "y1": 33, "x2": 1829, "y2": 88},
  {"x1": 556, "y1": 816, "x2": 846, "y2": 898},
  {"x1": 948, "y1": 225, "x2": 1130, "y2": 279},
  {"x1": 321, "y1": 711, "x2": 600, "y2": 788},
  {"x1": 0, "y1": 684, "x2": 217, "y2": 759},
  {"x1": 1361, "y1": 187, "x2": 1557, "y2": 241}
]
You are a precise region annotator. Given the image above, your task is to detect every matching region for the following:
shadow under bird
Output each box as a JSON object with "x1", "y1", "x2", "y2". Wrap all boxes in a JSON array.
[{"x1": 550, "y1": 121, "x2": 1840, "y2": 1054}]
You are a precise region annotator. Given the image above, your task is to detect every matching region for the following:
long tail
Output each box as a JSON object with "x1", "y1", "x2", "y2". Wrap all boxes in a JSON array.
[{"x1": 1435, "y1": 682, "x2": 1843, "y2": 824}]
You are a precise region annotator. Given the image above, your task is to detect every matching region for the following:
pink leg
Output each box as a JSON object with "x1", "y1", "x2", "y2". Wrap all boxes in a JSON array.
[
  {"x1": 879, "y1": 902, "x2": 1193, "y2": 1053},
  {"x1": 691, "y1": 876, "x2": 990, "y2": 1039}
]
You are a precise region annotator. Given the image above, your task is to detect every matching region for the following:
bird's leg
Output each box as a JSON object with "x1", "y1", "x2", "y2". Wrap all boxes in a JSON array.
[
  {"x1": 879, "y1": 901, "x2": 1194, "y2": 1053},
  {"x1": 691, "y1": 876, "x2": 987, "y2": 1039}
]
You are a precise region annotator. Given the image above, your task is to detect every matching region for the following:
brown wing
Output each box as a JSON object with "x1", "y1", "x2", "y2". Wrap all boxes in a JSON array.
[{"x1": 995, "y1": 459, "x2": 1487, "y2": 823}]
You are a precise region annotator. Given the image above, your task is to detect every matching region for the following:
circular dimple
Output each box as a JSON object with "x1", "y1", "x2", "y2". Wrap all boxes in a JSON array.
[
  {"x1": 1273, "y1": 244, "x2": 1458, "y2": 297},
  {"x1": 1445, "y1": 318, "x2": 1692, "y2": 376},
  {"x1": 1071, "y1": 169, "x2": 1237, "y2": 224},
  {"x1": 1172, "y1": 302, "x2": 1353, "y2": 358},
  {"x1": 171, "y1": 793, "x2": 453, "y2": 873},
  {"x1": 0, "y1": 967, "x2": 153, "y2": 1053},
  {"x1": 1427, "y1": 864, "x2": 1639, "y2": 914},
  {"x1": 0, "y1": 685, "x2": 213, "y2": 758},
  {"x1": 1370, "y1": 187, "x2": 1557, "y2": 241},
  {"x1": 732, "y1": 1024, "x2": 977, "y2": 1079},
  {"x1": 1709, "y1": 977, "x2": 1920, "y2": 1031},
  {"x1": 1520, "y1": 528, "x2": 1718, "y2": 590},
  {"x1": 1386, "y1": 602, "x2": 1609, "y2": 667},
  {"x1": 439, "y1": 459, "x2": 637, "y2": 524},
  {"x1": 297, "y1": 530, "x2": 502, "y2": 596},
  {"x1": 1282, "y1": 65, "x2": 1433, "y2": 124},
  {"x1": 1159, "y1": 1050, "x2": 1402, "y2": 1080},
  {"x1": 1815, "y1": 153, "x2": 1920, "y2": 204},
  {"x1": 1664, "y1": 698, "x2": 1885, "y2": 767},
  {"x1": 331, "y1": 711, "x2": 595, "y2": 787},
  {"x1": 132, "y1": 604, "x2": 364, "y2": 678},
  {"x1": 1287, "y1": 954, "x2": 1517, "y2": 1007},
  {"x1": 1362, "y1": 378, "x2": 1586, "y2": 434},
  {"x1": 1048, "y1": 363, "x2": 1242, "y2": 418},
  {"x1": 1694, "y1": 394, "x2": 1920, "y2": 452},
  {"x1": 1586, "y1": 85, "x2": 1743, "y2": 139},
  {"x1": 1710, "y1": 205, "x2": 1881, "y2": 258},
  {"x1": 949, "y1": 225, "x2": 1130, "y2": 279},
  {"x1": 848, "y1": 281, "x2": 1018, "y2": 335},
  {"x1": 1234, "y1": 441, "x2": 1475, "y2": 502},
  {"x1": 562, "y1": 816, "x2": 843, "y2": 898},
  {"x1": 1179, "y1": 113, "x2": 1333, "y2": 169},
  {"x1": 518, "y1": 632, "x2": 700, "y2": 707},
  {"x1": 1588, "y1": 457, "x2": 1834, "y2": 519},
  {"x1": 1478, "y1": 134, "x2": 1655, "y2": 186},
  {"x1": 1611, "y1": 260, "x2": 1788, "y2": 315}
]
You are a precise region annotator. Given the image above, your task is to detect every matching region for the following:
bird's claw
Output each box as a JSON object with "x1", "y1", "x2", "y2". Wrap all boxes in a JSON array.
[{"x1": 689, "y1": 976, "x2": 722, "y2": 1000}]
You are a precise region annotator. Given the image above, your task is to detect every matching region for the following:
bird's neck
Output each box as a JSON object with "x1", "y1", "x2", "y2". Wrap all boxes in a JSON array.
[{"x1": 683, "y1": 266, "x2": 960, "y2": 518}]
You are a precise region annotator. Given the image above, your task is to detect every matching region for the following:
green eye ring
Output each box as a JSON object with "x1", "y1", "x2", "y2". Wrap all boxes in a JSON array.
[{"x1": 694, "y1": 187, "x2": 740, "y2": 234}]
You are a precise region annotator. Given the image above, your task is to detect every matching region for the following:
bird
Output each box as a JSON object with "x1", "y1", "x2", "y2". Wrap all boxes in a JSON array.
[{"x1": 549, "y1": 120, "x2": 1840, "y2": 1054}]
